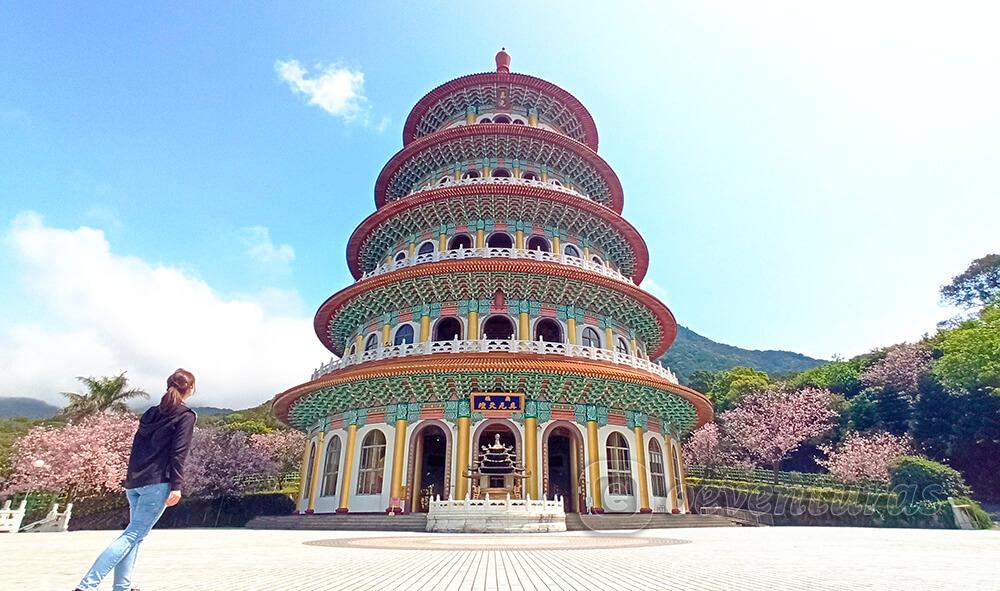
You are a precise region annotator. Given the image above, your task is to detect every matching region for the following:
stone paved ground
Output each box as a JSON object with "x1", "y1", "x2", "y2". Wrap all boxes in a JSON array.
[{"x1": 3, "y1": 526, "x2": 998, "y2": 590}]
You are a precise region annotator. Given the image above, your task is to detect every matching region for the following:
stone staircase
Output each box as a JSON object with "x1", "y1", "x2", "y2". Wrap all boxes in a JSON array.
[{"x1": 246, "y1": 512, "x2": 738, "y2": 531}]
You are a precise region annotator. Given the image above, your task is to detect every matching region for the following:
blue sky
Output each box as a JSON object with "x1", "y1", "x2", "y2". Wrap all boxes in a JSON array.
[{"x1": 2, "y1": 2, "x2": 997, "y2": 408}]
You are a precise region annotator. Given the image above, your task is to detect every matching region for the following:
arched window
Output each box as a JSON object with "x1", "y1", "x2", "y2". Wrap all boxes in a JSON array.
[
  {"x1": 303, "y1": 441, "x2": 317, "y2": 502},
  {"x1": 512, "y1": 118, "x2": 525, "y2": 125},
  {"x1": 549, "y1": 179, "x2": 563, "y2": 186},
  {"x1": 616, "y1": 337, "x2": 629, "y2": 355},
  {"x1": 417, "y1": 241, "x2": 435, "y2": 256},
  {"x1": 462, "y1": 169, "x2": 481, "y2": 179},
  {"x1": 606, "y1": 432, "x2": 633, "y2": 496},
  {"x1": 486, "y1": 233, "x2": 513, "y2": 249},
  {"x1": 491, "y1": 168, "x2": 511, "y2": 178},
  {"x1": 483, "y1": 315, "x2": 516, "y2": 340},
  {"x1": 564, "y1": 244, "x2": 581, "y2": 258},
  {"x1": 357, "y1": 431, "x2": 386, "y2": 495},
  {"x1": 393, "y1": 324, "x2": 415, "y2": 346},
  {"x1": 534, "y1": 319, "x2": 562, "y2": 343},
  {"x1": 526, "y1": 236, "x2": 550, "y2": 252},
  {"x1": 321, "y1": 436, "x2": 342, "y2": 497},
  {"x1": 364, "y1": 334, "x2": 379, "y2": 352},
  {"x1": 348, "y1": 343, "x2": 357, "y2": 356},
  {"x1": 648, "y1": 439, "x2": 668, "y2": 498},
  {"x1": 581, "y1": 327, "x2": 601, "y2": 348},
  {"x1": 493, "y1": 114, "x2": 511, "y2": 124},
  {"x1": 449, "y1": 234, "x2": 473, "y2": 250},
  {"x1": 478, "y1": 117, "x2": 492, "y2": 124},
  {"x1": 522, "y1": 171, "x2": 539, "y2": 181},
  {"x1": 437, "y1": 176, "x2": 451, "y2": 185},
  {"x1": 433, "y1": 317, "x2": 463, "y2": 341},
  {"x1": 591, "y1": 255, "x2": 603, "y2": 266},
  {"x1": 394, "y1": 251, "x2": 407, "y2": 262}
]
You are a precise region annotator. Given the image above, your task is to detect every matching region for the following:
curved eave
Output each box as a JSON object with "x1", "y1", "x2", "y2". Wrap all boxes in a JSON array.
[
  {"x1": 374, "y1": 124, "x2": 623, "y2": 213},
  {"x1": 402, "y1": 72, "x2": 599, "y2": 150},
  {"x1": 346, "y1": 183, "x2": 650, "y2": 282},
  {"x1": 272, "y1": 353, "x2": 712, "y2": 429},
  {"x1": 313, "y1": 258, "x2": 676, "y2": 358}
]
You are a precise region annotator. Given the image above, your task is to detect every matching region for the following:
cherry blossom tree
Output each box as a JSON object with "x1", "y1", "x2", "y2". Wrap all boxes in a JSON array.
[
  {"x1": 3, "y1": 415, "x2": 137, "y2": 500},
  {"x1": 722, "y1": 388, "x2": 838, "y2": 481},
  {"x1": 249, "y1": 430, "x2": 305, "y2": 474},
  {"x1": 817, "y1": 431, "x2": 912, "y2": 484},
  {"x1": 860, "y1": 344, "x2": 933, "y2": 395},
  {"x1": 184, "y1": 428, "x2": 276, "y2": 498},
  {"x1": 683, "y1": 423, "x2": 723, "y2": 469}
]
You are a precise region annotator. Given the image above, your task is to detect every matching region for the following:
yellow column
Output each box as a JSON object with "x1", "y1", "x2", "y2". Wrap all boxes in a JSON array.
[
  {"x1": 408, "y1": 241, "x2": 415, "y2": 258},
  {"x1": 515, "y1": 229, "x2": 524, "y2": 250},
  {"x1": 419, "y1": 314, "x2": 431, "y2": 343},
  {"x1": 582, "y1": 246, "x2": 590, "y2": 260},
  {"x1": 567, "y1": 317, "x2": 577, "y2": 345},
  {"x1": 604, "y1": 327, "x2": 614, "y2": 350},
  {"x1": 634, "y1": 426, "x2": 651, "y2": 513},
  {"x1": 455, "y1": 417, "x2": 471, "y2": 499},
  {"x1": 524, "y1": 417, "x2": 538, "y2": 499},
  {"x1": 385, "y1": 254, "x2": 393, "y2": 267},
  {"x1": 297, "y1": 439, "x2": 312, "y2": 511},
  {"x1": 337, "y1": 424, "x2": 358, "y2": 513},
  {"x1": 518, "y1": 311, "x2": 529, "y2": 340},
  {"x1": 540, "y1": 170, "x2": 548, "y2": 182},
  {"x1": 665, "y1": 436, "x2": 679, "y2": 513},
  {"x1": 389, "y1": 417, "x2": 408, "y2": 510},
  {"x1": 467, "y1": 310, "x2": 479, "y2": 340},
  {"x1": 438, "y1": 232, "x2": 447, "y2": 251},
  {"x1": 630, "y1": 337, "x2": 638, "y2": 355},
  {"x1": 551, "y1": 235, "x2": 560, "y2": 255},
  {"x1": 586, "y1": 419, "x2": 603, "y2": 513},
  {"x1": 677, "y1": 443, "x2": 690, "y2": 513},
  {"x1": 528, "y1": 112, "x2": 538, "y2": 127},
  {"x1": 382, "y1": 323, "x2": 391, "y2": 347},
  {"x1": 475, "y1": 229, "x2": 485, "y2": 248},
  {"x1": 306, "y1": 432, "x2": 324, "y2": 513},
  {"x1": 466, "y1": 111, "x2": 476, "y2": 125},
  {"x1": 481, "y1": 164, "x2": 490, "y2": 177},
  {"x1": 355, "y1": 333, "x2": 364, "y2": 354},
  {"x1": 454, "y1": 168, "x2": 462, "y2": 180},
  {"x1": 512, "y1": 165, "x2": 521, "y2": 178}
]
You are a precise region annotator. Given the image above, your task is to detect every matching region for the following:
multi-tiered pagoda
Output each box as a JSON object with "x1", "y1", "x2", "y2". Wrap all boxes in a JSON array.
[{"x1": 273, "y1": 51, "x2": 712, "y2": 516}]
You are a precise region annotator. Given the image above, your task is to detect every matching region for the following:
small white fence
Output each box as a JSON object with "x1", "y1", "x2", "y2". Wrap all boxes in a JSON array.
[{"x1": 427, "y1": 493, "x2": 566, "y2": 533}]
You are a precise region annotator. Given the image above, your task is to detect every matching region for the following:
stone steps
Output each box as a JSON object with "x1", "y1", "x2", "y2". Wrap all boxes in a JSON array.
[{"x1": 246, "y1": 512, "x2": 738, "y2": 531}]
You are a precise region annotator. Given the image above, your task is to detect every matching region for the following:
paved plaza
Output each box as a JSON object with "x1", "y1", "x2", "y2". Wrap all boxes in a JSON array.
[{"x1": 4, "y1": 526, "x2": 998, "y2": 590}]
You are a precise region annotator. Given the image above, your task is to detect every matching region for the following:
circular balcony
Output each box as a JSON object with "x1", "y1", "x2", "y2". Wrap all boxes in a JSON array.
[
  {"x1": 311, "y1": 337, "x2": 679, "y2": 384},
  {"x1": 361, "y1": 246, "x2": 633, "y2": 283},
  {"x1": 408, "y1": 174, "x2": 591, "y2": 201}
]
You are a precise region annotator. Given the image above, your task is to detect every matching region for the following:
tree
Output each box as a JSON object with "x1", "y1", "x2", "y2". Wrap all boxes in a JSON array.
[
  {"x1": 60, "y1": 372, "x2": 148, "y2": 421},
  {"x1": 790, "y1": 360, "x2": 864, "y2": 397},
  {"x1": 722, "y1": 388, "x2": 838, "y2": 481},
  {"x1": 184, "y1": 428, "x2": 276, "y2": 498},
  {"x1": 249, "y1": 430, "x2": 306, "y2": 474},
  {"x1": 683, "y1": 423, "x2": 723, "y2": 470},
  {"x1": 2, "y1": 415, "x2": 137, "y2": 500},
  {"x1": 687, "y1": 369, "x2": 717, "y2": 395},
  {"x1": 860, "y1": 344, "x2": 933, "y2": 396},
  {"x1": 704, "y1": 366, "x2": 771, "y2": 412},
  {"x1": 931, "y1": 302, "x2": 1000, "y2": 393},
  {"x1": 940, "y1": 254, "x2": 1000, "y2": 309},
  {"x1": 817, "y1": 431, "x2": 912, "y2": 483}
]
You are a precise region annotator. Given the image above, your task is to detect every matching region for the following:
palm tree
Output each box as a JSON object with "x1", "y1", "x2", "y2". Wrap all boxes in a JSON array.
[{"x1": 60, "y1": 372, "x2": 149, "y2": 421}]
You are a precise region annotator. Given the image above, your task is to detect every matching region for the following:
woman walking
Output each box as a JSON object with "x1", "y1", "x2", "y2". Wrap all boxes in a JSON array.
[{"x1": 75, "y1": 369, "x2": 197, "y2": 591}]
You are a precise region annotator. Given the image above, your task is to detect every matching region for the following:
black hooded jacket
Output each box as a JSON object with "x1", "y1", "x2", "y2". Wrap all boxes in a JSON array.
[{"x1": 123, "y1": 404, "x2": 197, "y2": 491}]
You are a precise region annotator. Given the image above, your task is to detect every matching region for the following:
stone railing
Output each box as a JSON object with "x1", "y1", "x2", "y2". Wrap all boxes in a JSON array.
[
  {"x1": 311, "y1": 338, "x2": 679, "y2": 384},
  {"x1": 361, "y1": 247, "x2": 632, "y2": 283},
  {"x1": 408, "y1": 175, "x2": 591, "y2": 201}
]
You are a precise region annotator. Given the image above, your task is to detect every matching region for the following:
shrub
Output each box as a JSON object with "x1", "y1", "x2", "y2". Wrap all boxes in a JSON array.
[
  {"x1": 950, "y1": 496, "x2": 994, "y2": 530},
  {"x1": 889, "y1": 456, "x2": 971, "y2": 503}
]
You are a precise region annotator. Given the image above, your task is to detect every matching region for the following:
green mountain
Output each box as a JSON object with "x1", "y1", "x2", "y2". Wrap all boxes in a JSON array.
[
  {"x1": 0, "y1": 397, "x2": 61, "y2": 419},
  {"x1": 659, "y1": 326, "x2": 825, "y2": 385}
]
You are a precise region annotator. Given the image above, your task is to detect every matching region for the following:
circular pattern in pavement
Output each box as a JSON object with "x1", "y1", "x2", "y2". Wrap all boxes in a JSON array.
[{"x1": 304, "y1": 535, "x2": 690, "y2": 552}]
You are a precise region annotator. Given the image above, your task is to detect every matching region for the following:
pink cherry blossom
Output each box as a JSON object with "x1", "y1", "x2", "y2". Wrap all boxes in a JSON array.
[
  {"x1": 817, "y1": 431, "x2": 912, "y2": 483},
  {"x1": 860, "y1": 344, "x2": 933, "y2": 395}
]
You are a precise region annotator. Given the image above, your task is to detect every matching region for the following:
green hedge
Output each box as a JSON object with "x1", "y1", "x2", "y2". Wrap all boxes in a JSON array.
[{"x1": 889, "y1": 456, "x2": 972, "y2": 503}]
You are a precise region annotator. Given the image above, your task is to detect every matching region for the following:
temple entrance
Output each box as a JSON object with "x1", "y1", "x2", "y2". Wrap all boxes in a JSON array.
[
  {"x1": 543, "y1": 424, "x2": 583, "y2": 512},
  {"x1": 408, "y1": 424, "x2": 449, "y2": 512},
  {"x1": 471, "y1": 423, "x2": 522, "y2": 497}
]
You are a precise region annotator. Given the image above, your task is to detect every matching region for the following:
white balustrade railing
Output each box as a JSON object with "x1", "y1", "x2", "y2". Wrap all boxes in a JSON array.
[
  {"x1": 408, "y1": 174, "x2": 591, "y2": 201},
  {"x1": 310, "y1": 337, "x2": 679, "y2": 384},
  {"x1": 361, "y1": 247, "x2": 632, "y2": 283}
]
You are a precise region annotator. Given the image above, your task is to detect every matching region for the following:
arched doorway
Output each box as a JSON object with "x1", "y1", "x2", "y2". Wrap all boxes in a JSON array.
[
  {"x1": 542, "y1": 423, "x2": 584, "y2": 512},
  {"x1": 482, "y1": 315, "x2": 515, "y2": 340},
  {"x1": 433, "y1": 317, "x2": 462, "y2": 341},
  {"x1": 471, "y1": 420, "x2": 521, "y2": 496},
  {"x1": 534, "y1": 319, "x2": 563, "y2": 343},
  {"x1": 407, "y1": 423, "x2": 450, "y2": 512},
  {"x1": 486, "y1": 232, "x2": 513, "y2": 248},
  {"x1": 449, "y1": 234, "x2": 473, "y2": 250},
  {"x1": 526, "y1": 236, "x2": 550, "y2": 252}
]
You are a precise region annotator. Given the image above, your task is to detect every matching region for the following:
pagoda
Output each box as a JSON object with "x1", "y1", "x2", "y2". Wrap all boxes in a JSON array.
[{"x1": 272, "y1": 50, "x2": 712, "y2": 516}]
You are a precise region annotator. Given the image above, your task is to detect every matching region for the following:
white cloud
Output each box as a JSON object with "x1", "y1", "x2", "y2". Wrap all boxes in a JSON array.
[
  {"x1": 1, "y1": 212, "x2": 329, "y2": 410},
  {"x1": 242, "y1": 225, "x2": 294, "y2": 272},
  {"x1": 275, "y1": 59, "x2": 381, "y2": 127},
  {"x1": 640, "y1": 277, "x2": 670, "y2": 303}
]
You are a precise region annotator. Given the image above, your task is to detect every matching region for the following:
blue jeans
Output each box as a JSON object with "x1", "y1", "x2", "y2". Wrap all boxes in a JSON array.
[{"x1": 77, "y1": 482, "x2": 171, "y2": 591}]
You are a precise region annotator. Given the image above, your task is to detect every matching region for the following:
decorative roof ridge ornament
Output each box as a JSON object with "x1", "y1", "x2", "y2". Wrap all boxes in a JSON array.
[{"x1": 496, "y1": 48, "x2": 511, "y2": 73}]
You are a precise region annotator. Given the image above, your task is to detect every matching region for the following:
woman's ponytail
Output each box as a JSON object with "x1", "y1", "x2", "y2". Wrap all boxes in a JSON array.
[{"x1": 160, "y1": 368, "x2": 195, "y2": 412}]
